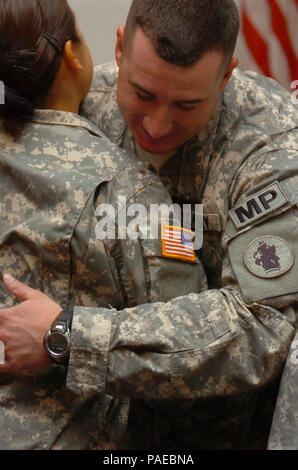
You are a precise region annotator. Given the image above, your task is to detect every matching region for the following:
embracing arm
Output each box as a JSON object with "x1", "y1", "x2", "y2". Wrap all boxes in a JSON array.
[{"x1": 1, "y1": 264, "x2": 296, "y2": 400}]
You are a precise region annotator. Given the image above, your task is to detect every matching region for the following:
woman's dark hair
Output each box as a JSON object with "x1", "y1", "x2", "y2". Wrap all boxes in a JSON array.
[
  {"x1": 0, "y1": 0, "x2": 79, "y2": 135},
  {"x1": 123, "y1": 0, "x2": 240, "y2": 69}
]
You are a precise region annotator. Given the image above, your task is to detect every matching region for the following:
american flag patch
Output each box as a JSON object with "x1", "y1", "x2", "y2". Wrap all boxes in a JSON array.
[{"x1": 161, "y1": 224, "x2": 196, "y2": 263}]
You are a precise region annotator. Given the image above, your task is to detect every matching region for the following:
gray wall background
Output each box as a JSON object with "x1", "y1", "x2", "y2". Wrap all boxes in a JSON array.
[
  {"x1": 68, "y1": 0, "x2": 131, "y2": 65},
  {"x1": 67, "y1": 1, "x2": 249, "y2": 73}
]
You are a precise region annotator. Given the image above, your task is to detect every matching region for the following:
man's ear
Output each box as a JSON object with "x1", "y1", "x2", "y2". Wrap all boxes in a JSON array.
[
  {"x1": 115, "y1": 25, "x2": 125, "y2": 66},
  {"x1": 219, "y1": 57, "x2": 239, "y2": 93},
  {"x1": 63, "y1": 39, "x2": 84, "y2": 72}
]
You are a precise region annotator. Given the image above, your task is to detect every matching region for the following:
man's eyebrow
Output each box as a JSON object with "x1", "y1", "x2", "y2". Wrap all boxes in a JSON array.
[
  {"x1": 129, "y1": 79, "x2": 206, "y2": 104},
  {"x1": 129, "y1": 79, "x2": 155, "y2": 96},
  {"x1": 175, "y1": 97, "x2": 206, "y2": 105}
]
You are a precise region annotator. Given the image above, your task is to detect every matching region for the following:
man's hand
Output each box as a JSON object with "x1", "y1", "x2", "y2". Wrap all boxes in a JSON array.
[{"x1": 0, "y1": 274, "x2": 62, "y2": 372}]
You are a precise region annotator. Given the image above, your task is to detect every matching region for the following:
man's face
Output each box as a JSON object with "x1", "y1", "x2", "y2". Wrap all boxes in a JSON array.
[{"x1": 115, "y1": 27, "x2": 237, "y2": 155}]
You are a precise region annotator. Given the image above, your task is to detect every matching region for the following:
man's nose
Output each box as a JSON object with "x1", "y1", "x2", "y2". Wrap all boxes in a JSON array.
[{"x1": 142, "y1": 107, "x2": 173, "y2": 140}]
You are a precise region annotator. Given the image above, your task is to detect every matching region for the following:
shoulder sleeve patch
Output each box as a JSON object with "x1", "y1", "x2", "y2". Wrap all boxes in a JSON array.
[
  {"x1": 244, "y1": 236, "x2": 294, "y2": 279},
  {"x1": 229, "y1": 181, "x2": 289, "y2": 229},
  {"x1": 227, "y1": 209, "x2": 298, "y2": 303},
  {"x1": 161, "y1": 224, "x2": 196, "y2": 263}
]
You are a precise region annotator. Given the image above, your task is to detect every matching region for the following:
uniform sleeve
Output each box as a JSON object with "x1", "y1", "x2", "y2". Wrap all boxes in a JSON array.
[
  {"x1": 66, "y1": 175, "x2": 207, "y2": 396},
  {"x1": 67, "y1": 144, "x2": 297, "y2": 401},
  {"x1": 267, "y1": 332, "x2": 298, "y2": 450}
]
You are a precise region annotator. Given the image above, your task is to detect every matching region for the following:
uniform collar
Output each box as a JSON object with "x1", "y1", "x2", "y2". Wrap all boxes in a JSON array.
[
  {"x1": 31, "y1": 109, "x2": 103, "y2": 138},
  {"x1": 178, "y1": 97, "x2": 222, "y2": 202}
]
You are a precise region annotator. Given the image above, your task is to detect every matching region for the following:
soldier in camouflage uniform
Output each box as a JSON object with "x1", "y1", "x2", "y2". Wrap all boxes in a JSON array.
[
  {"x1": 0, "y1": 109, "x2": 206, "y2": 450},
  {"x1": 78, "y1": 0, "x2": 298, "y2": 450},
  {"x1": 1, "y1": 0, "x2": 298, "y2": 450},
  {"x1": 0, "y1": 0, "x2": 205, "y2": 450}
]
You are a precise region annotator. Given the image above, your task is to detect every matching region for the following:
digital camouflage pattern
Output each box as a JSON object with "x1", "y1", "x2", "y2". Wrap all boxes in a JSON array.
[
  {"x1": 0, "y1": 110, "x2": 205, "y2": 449},
  {"x1": 80, "y1": 63, "x2": 298, "y2": 450},
  {"x1": 268, "y1": 331, "x2": 298, "y2": 450}
]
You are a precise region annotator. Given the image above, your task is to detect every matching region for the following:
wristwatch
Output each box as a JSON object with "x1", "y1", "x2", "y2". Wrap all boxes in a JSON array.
[{"x1": 44, "y1": 307, "x2": 74, "y2": 366}]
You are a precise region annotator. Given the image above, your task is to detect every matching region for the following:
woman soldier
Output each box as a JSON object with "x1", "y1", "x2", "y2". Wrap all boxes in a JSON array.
[{"x1": 0, "y1": 0, "x2": 203, "y2": 450}]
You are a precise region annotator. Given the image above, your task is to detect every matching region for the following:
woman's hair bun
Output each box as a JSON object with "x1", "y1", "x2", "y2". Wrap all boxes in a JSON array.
[{"x1": 3, "y1": 85, "x2": 35, "y2": 119}]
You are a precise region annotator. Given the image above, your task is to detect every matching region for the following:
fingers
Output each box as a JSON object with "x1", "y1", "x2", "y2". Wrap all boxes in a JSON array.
[{"x1": 3, "y1": 274, "x2": 36, "y2": 302}]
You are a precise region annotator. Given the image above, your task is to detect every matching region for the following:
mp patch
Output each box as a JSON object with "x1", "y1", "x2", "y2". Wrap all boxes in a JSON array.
[
  {"x1": 229, "y1": 181, "x2": 289, "y2": 229},
  {"x1": 244, "y1": 236, "x2": 294, "y2": 279}
]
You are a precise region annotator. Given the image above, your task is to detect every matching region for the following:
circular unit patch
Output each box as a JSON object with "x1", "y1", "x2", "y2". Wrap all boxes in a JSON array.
[{"x1": 244, "y1": 235, "x2": 294, "y2": 279}]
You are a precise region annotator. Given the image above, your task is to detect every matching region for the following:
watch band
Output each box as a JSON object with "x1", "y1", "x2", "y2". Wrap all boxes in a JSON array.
[
  {"x1": 53, "y1": 306, "x2": 74, "y2": 331},
  {"x1": 44, "y1": 306, "x2": 74, "y2": 366}
]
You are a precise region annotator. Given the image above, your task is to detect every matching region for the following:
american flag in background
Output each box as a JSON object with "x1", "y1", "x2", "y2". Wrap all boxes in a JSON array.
[{"x1": 235, "y1": 0, "x2": 298, "y2": 90}]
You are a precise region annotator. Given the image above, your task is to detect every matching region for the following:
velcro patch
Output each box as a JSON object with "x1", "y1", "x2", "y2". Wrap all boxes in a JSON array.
[
  {"x1": 244, "y1": 236, "x2": 294, "y2": 279},
  {"x1": 161, "y1": 224, "x2": 196, "y2": 263},
  {"x1": 203, "y1": 213, "x2": 223, "y2": 232},
  {"x1": 229, "y1": 181, "x2": 289, "y2": 229},
  {"x1": 227, "y1": 208, "x2": 298, "y2": 303}
]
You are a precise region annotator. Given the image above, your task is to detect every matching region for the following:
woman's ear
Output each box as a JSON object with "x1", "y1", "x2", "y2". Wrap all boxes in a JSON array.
[{"x1": 63, "y1": 39, "x2": 83, "y2": 72}]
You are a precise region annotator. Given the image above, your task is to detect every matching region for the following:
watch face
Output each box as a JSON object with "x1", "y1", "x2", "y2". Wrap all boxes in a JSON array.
[{"x1": 47, "y1": 331, "x2": 69, "y2": 356}]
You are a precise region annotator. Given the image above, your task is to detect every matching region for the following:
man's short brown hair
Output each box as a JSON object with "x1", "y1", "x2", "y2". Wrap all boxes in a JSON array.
[{"x1": 123, "y1": 0, "x2": 240, "y2": 67}]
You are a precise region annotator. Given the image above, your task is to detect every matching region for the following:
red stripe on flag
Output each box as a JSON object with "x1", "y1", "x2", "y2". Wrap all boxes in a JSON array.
[
  {"x1": 161, "y1": 224, "x2": 196, "y2": 263},
  {"x1": 267, "y1": 0, "x2": 298, "y2": 82},
  {"x1": 242, "y1": 7, "x2": 273, "y2": 78}
]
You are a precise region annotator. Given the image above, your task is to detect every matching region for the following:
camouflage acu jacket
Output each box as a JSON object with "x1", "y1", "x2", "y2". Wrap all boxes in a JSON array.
[
  {"x1": 80, "y1": 63, "x2": 298, "y2": 450},
  {"x1": 0, "y1": 110, "x2": 204, "y2": 449}
]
